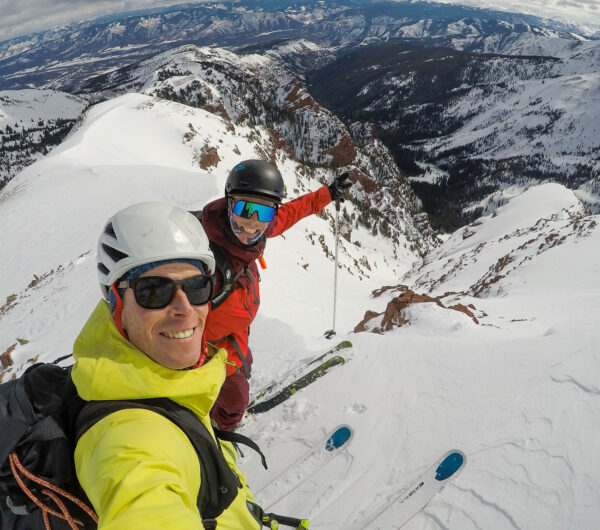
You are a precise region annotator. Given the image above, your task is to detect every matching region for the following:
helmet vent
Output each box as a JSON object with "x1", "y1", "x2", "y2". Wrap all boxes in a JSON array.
[
  {"x1": 101, "y1": 243, "x2": 128, "y2": 263},
  {"x1": 97, "y1": 262, "x2": 109, "y2": 275},
  {"x1": 104, "y1": 222, "x2": 117, "y2": 238}
]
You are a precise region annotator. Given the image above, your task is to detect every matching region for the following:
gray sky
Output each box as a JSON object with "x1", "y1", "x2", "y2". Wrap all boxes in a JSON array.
[
  {"x1": 0, "y1": 0, "x2": 201, "y2": 41},
  {"x1": 0, "y1": 0, "x2": 599, "y2": 42}
]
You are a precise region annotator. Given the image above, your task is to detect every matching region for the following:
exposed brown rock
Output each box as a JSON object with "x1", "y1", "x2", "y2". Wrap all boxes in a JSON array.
[
  {"x1": 352, "y1": 170, "x2": 378, "y2": 193},
  {"x1": 267, "y1": 128, "x2": 294, "y2": 158},
  {"x1": 354, "y1": 288, "x2": 480, "y2": 333},
  {"x1": 1, "y1": 343, "x2": 16, "y2": 369},
  {"x1": 324, "y1": 133, "x2": 357, "y2": 167},
  {"x1": 196, "y1": 143, "x2": 220, "y2": 170},
  {"x1": 354, "y1": 310, "x2": 381, "y2": 332},
  {"x1": 372, "y1": 285, "x2": 410, "y2": 298},
  {"x1": 448, "y1": 303, "x2": 479, "y2": 324},
  {"x1": 0, "y1": 294, "x2": 17, "y2": 317},
  {"x1": 28, "y1": 274, "x2": 43, "y2": 289},
  {"x1": 205, "y1": 102, "x2": 230, "y2": 121},
  {"x1": 380, "y1": 292, "x2": 445, "y2": 331},
  {"x1": 282, "y1": 79, "x2": 320, "y2": 112}
]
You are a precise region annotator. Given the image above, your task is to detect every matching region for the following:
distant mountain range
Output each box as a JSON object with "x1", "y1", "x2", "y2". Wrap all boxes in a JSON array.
[
  {"x1": 1, "y1": 0, "x2": 598, "y2": 231},
  {"x1": 1, "y1": 1, "x2": 596, "y2": 92}
]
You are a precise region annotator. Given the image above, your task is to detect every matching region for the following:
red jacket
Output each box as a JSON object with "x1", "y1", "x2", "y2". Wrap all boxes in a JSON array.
[{"x1": 199, "y1": 186, "x2": 332, "y2": 376}]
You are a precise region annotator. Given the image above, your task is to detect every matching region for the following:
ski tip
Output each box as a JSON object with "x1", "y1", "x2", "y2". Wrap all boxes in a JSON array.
[
  {"x1": 325, "y1": 424, "x2": 353, "y2": 451},
  {"x1": 335, "y1": 340, "x2": 353, "y2": 350},
  {"x1": 435, "y1": 450, "x2": 466, "y2": 481}
]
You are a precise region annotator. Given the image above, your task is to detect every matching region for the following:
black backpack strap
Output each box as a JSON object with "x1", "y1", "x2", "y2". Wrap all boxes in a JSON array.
[
  {"x1": 214, "y1": 428, "x2": 268, "y2": 470},
  {"x1": 228, "y1": 335, "x2": 251, "y2": 379},
  {"x1": 209, "y1": 241, "x2": 249, "y2": 310},
  {"x1": 208, "y1": 333, "x2": 252, "y2": 380},
  {"x1": 75, "y1": 397, "x2": 240, "y2": 522}
]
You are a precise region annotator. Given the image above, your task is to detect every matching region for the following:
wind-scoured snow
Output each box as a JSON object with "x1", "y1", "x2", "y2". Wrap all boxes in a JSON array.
[{"x1": 1, "y1": 95, "x2": 600, "y2": 529}]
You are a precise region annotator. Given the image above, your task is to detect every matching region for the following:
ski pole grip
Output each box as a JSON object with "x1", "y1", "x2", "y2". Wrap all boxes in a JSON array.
[{"x1": 265, "y1": 512, "x2": 309, "y2": 528}]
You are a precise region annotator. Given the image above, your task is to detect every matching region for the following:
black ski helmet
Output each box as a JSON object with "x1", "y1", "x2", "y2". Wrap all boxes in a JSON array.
[{"x1": 225, "y1": 160, "x2": 284, "y2": 204}]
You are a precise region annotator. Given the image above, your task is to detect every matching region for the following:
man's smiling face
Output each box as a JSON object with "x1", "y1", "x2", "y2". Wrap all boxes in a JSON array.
[{"x1": 120, "y1": 262, "x2": 209, "y2": 369}]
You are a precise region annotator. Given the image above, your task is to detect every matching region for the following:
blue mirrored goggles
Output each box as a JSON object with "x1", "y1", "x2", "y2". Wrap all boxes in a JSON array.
[{"x1": 231, "y1": 200, "x2": 276, "y2": 222}]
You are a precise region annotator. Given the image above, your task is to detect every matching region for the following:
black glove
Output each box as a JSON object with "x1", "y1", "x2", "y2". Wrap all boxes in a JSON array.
[{"x1": 328, "y1": 172, "x2": 352, "y2": 202}]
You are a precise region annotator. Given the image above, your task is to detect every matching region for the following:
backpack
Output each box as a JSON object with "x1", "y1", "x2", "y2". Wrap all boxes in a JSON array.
[{"x1": 0, "y1": 361, "x2": 265, "y2": 529}]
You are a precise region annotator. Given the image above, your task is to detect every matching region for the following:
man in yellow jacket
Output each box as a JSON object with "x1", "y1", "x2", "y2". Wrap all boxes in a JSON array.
[{"x1": 71, "y1": 202, "x2": 262, "y2": 529}]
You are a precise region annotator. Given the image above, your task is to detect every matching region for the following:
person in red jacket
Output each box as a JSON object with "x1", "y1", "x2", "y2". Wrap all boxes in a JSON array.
[{"x1": 193, "y1": 159, "x2": 351, "y2": 430}]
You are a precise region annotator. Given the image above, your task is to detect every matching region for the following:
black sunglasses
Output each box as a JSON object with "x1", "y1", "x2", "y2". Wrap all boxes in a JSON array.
[{"x1": 118, "y1": 275, "x2": 215, "y2": 309}]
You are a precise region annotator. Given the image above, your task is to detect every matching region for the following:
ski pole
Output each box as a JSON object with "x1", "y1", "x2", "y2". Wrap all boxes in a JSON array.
[{"x1": 325, "y1": 199, "x2": 340, "y2": 339}]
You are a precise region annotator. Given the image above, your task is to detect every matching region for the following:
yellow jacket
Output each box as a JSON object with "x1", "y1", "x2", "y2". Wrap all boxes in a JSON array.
[{"x1": 72, "y1": 301, "x2": 262, "y2": 530}]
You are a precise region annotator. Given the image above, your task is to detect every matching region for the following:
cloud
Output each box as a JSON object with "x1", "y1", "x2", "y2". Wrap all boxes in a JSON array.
[
  {"x1": 558, "y1": 0, "x2": 600, "y2": 8},
  {"x1": 0, "y1": 1, "x2": 207, "y2": 42},
  {"x1": 429, "y1": 0, "x2": 600, "y2": 27}
]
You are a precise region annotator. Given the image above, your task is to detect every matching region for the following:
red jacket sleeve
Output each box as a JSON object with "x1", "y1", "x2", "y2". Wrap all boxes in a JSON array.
[{"x1": 268, "y1": 186, "x2": 332, "y2": 238}]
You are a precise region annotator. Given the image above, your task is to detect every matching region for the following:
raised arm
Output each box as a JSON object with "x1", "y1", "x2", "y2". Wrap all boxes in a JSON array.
[{"x1": 269, "y1": 186, "x2": 332, "y2": 237}]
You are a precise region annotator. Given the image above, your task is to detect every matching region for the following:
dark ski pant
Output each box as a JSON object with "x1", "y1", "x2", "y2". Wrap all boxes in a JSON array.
[{"x1": 210, "y1": 348, "x2": 253, "y2": 430}]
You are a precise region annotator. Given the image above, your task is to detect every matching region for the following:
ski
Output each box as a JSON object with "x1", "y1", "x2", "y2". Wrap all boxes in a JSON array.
[
  {"x1": 247, "y1": 355, "x2": 345, "y2": 414},
  {"x1": 255, "y1": 425, "x2": 354, "y2": 508},
  {"x1": 246, "y1": 355, "x2": 346, "y2": 415},
  {"x1": 362, "y1": 449, "x2": 466, "y2": 529},
  {"x1": 249, "y1": 341, "x2": 352, "y2": 407}
]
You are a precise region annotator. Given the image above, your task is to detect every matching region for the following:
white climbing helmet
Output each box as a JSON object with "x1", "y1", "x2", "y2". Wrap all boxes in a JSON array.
[{"x1": 96, "y1": 201, "x2": 215, "y2": 300}]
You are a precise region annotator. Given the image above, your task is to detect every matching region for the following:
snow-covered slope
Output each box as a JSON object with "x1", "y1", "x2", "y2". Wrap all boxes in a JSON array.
[
  {"x1": 0, "y1": 92, "x2": 409, "y2": 370},
  {"x1": 239, "y1": 183, "x2": 600, "y2": 529},
  {"x1": 1, "y1": 43, "x2": 436, "y2": 256},
  {"x1": 0, "y1": 89, "x2": 84, "y2": 127},
  {"x1": 1, "y1": 1, "x2": 599, "y2": 237},
  {"x1": 1, "y1": 87, "x2": 599, "y2": 529},
  {"x1": 426, "y1": 69, "x2": 600, "y2": 197},
  {"x1": 308, "y1": 37, "x2": 600, "y2": 229},
  {"x1": 0, "y1": 89, "x2": 87, "y2": 186}
]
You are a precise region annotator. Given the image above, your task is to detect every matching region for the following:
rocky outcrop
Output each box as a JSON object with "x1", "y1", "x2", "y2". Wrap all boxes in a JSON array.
[{"x1": 355, "y1": 287, "x2": 479, "y2": 333}]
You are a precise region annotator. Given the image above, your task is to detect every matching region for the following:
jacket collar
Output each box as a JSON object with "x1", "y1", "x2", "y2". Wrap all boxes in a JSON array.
[{"x1": 71, "y1": 301, "x2": 226, "y2": 419}]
